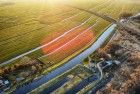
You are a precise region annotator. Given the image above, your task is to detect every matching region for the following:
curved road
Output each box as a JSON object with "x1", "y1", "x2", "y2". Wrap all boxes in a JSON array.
[
  {"x1": 97, "y1": 62, "x2": 103, "y2": 80},
  {"x1": 13, "y1": 24, "x2": 117, "y2": 94}
]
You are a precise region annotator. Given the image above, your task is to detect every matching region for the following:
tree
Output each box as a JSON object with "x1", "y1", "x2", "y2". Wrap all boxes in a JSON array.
[
  {"x1": 119, "y1": 12, "x2": 133, "y2": 19},
  {"x1": 0, "y1": 69, "x2": 4, "y2": 75},
  {"x1": 31, "y1": 66, "x2": 37, "y2": 72}
]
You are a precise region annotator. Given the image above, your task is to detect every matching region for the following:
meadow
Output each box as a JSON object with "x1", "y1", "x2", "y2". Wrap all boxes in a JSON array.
[{"x1": 0, "y1": 0, "x2": 139, "y2": 65}]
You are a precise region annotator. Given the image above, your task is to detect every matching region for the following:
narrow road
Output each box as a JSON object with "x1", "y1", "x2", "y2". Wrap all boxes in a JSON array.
[
  {"x1": 13, "y1": 24, "x2": 116, "y2": 94},
  {"x1": 69, "y1": 6, "x2": 140, "y2": 38},
  {"x1": 97, "y1": 62, "x2": 103, "y2": 80}
]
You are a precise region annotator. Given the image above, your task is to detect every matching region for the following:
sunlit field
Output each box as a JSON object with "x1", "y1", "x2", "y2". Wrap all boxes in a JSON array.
[{"x1": 0, "y1": 0, "x2": 139, "y2": 65}]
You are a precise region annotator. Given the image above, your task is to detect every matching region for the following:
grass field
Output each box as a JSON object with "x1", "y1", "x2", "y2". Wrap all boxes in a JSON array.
[{"x1": 0, "y1": 0, "x2": 139, "y2": 65}]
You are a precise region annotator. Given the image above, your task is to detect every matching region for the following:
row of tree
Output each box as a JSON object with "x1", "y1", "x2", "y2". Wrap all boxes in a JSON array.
[{"x1": 0, "y1": 57, "x2": 44, "y2": 77}]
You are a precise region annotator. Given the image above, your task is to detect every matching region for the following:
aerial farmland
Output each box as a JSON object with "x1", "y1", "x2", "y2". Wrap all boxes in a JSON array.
[
  {"x1": 0, "y1": 0, "x2": 140, "y2": 93},
  {"x1": 0, "y1": 0, "x2": 139, "y2": 64}
]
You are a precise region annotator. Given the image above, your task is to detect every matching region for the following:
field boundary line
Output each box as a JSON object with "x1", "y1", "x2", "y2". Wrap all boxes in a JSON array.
[{"x1": 40, "y1": 19, "x2": 99, "y2": 57}]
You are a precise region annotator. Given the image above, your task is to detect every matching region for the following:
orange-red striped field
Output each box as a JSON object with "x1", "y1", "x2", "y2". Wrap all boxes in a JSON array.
[
  {"x1": 41, "y1": 27, "x2": 94, "y2": 63},
  {"x1": 41, "y1": 27, "x2": 87, "y2": 54}
]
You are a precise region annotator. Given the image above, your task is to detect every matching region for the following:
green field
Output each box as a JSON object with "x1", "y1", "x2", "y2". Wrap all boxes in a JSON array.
[
  {"x1": 0, "y1": 0, "x2": 139, "y2": 65},
  {"x1": 29, "y1": 64, "x2": 93, "y2": 94}
]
